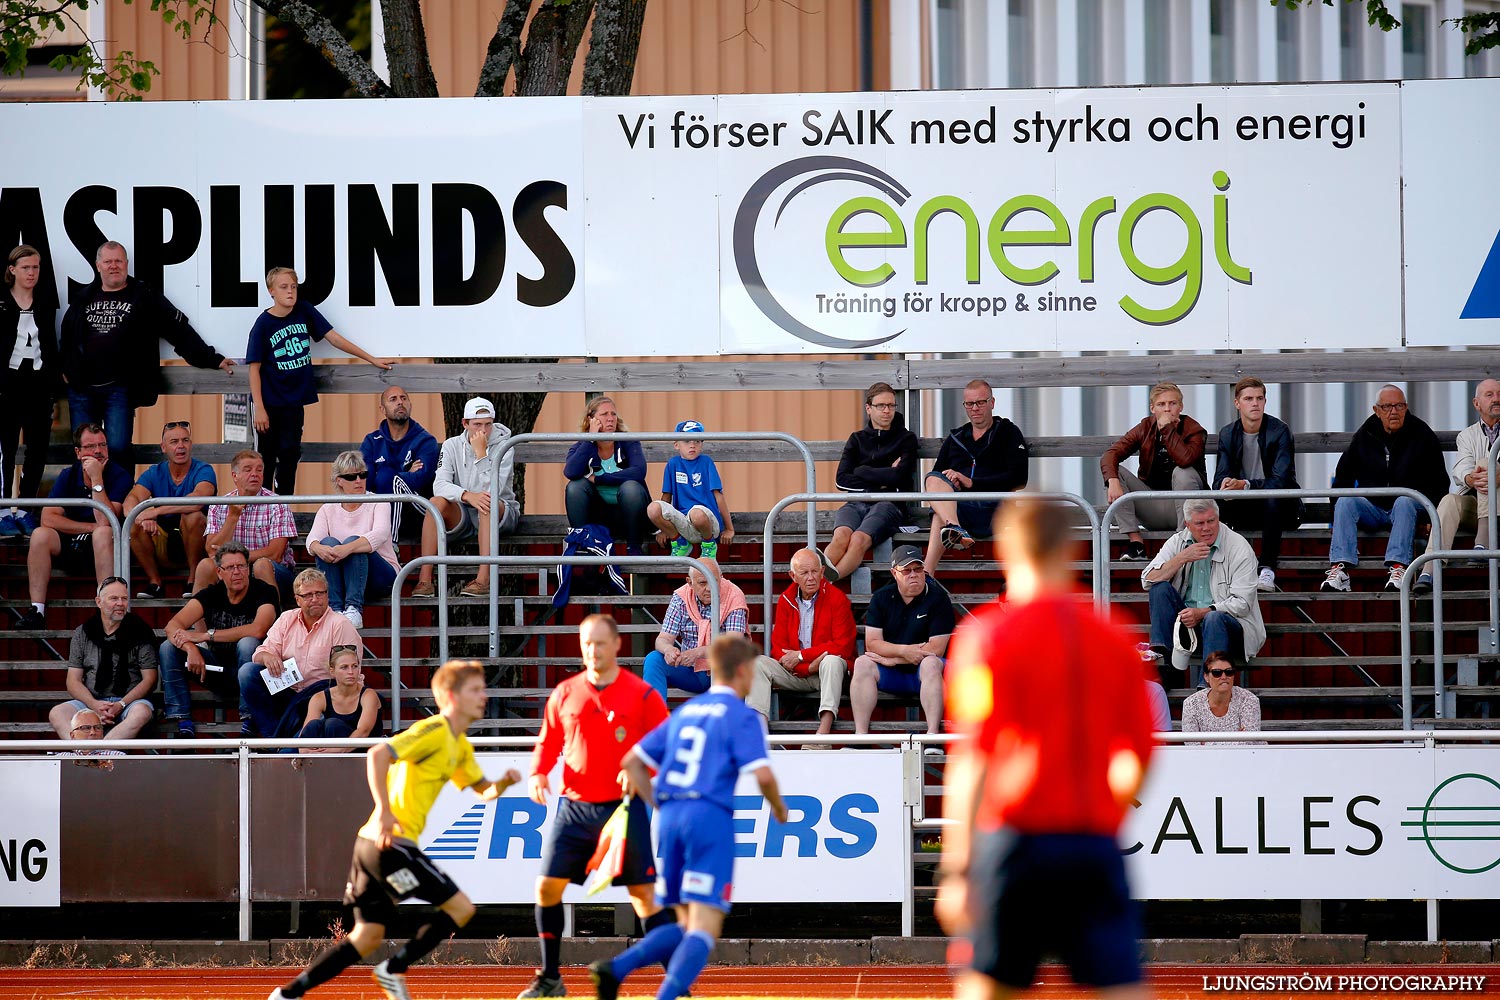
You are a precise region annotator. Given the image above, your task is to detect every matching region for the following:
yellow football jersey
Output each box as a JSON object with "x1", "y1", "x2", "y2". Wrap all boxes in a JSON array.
[{"x1": 357, "y1": 715, "x2": 485, "y2": 843}]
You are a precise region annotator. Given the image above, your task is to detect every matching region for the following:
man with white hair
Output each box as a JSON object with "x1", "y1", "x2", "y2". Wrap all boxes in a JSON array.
[
  {"x1": 412, "y1": 396, "x2": 519, "y2": 599},
  {"x1": 1416, "y1": 379, "x2": 1500, "y2": 592},
  {"x1": 1142, "y1": 498, "x2": 1265, "y2": 688},
  {"x1": 62, "y1": 707, "x2": 125, "y2": 768},
  {"x1": 642, "y1": 558, "x2": 751, "y2": 704}
]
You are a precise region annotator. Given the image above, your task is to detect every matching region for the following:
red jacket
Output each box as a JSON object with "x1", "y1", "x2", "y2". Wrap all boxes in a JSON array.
[{"x1": 770, "y1": 578, "x2": 857, "y2": 676}]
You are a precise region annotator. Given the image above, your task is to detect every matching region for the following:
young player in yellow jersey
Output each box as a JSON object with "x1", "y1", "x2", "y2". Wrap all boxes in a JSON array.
[{"x1": 270, "y1": 660, "x2": 523, "y2": 1000}]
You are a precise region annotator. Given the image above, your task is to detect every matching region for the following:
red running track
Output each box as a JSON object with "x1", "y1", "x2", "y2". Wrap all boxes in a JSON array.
[{"x1": 0, "y1": 964, "x2": 1494, "y2": 999}]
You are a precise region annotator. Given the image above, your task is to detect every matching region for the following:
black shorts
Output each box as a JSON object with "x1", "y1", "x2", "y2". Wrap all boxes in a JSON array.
[
  {"x1": 540, "y1": 796, "x2": 656, "y2": 886},
  {"x1": 343, "y1": 837, "x2": 461, "y2": 926},
  {"x1": 60, "y1": 532, "x2": 99, "y2": 573},
  {"x1": 965, "y1": 828, "x2": 1141, "y2": 989},
  {"x1": 833, "y1": 500, "x2": 905, "y2": 546}
]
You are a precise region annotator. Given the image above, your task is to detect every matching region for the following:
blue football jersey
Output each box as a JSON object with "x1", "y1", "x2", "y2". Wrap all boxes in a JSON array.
[{"x1": 634, "y1": 686, "x2": 771, "y2": 812}]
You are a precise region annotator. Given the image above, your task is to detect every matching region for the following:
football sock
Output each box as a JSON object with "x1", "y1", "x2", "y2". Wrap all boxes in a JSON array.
[
  {"x1": 537, "y1": 902, "x2": 565, "y2": 978},
  {"x1": 282, "y1": 939, "x2": 360, "y2": 997},
  {"x1": 643, "y1": 908, "x2": 680, "y2": 972},
  {"x1": 656, "y1": 930, "x2": 714, "y2": 1000},
  {"x1": 387, "y1": 911, "x2": 458, "y2": 973},
  {"x1": 611, "y1": 920, "x2": 684, "y2": 980}
]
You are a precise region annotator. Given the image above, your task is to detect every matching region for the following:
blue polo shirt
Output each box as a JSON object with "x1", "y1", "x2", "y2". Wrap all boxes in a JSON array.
[{"x1": 48, "y1": 462, "x2": 133, "y2": 524}]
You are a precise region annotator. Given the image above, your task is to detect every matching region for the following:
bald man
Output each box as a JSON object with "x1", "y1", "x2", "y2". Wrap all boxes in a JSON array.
[
  {"x1": 749, "y1": 548, "x2": 856, "y2": 741},
  {"x1": 1416, "y1": 378, "x2": 1500, "y2": 591}
]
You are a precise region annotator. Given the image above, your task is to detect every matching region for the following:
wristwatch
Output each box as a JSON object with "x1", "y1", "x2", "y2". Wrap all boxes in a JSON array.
[
  {"x1": 90, "y1": 483, "x2": 103, "y2": 494},
  {"x1": 207, "y1": 628, "x2": 216, "y2": 643}
]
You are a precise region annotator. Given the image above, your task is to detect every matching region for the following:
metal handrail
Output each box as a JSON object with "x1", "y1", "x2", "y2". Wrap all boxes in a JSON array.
[
  {"x1": 1485, "y1": 435, "x2": 1499, "y2": 652},
  {"x1": 388, "y1": 553, "x2": 720, "y2": 730},
  {"x1": 1398, "y1": 547, "x2": 1500, "y2": 729},
  {"x1": 119, "y1": 492, "x2": 450, "y2": 661},
  {"x1": 5, "y1": 495, "x2": 125, "y2": 579},
  {"x1": 760, "y1": 491, "x2": 1099, "y2": 653},
  {"x1": 485, "y1": 431, "x2": 819, "y2": 658}
]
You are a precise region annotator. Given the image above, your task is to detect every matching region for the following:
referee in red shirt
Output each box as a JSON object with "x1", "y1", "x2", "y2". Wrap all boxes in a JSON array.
[
  {"x1": 938, "y1": 502, "x2": 1155, "y2": 1000},
  {"x1": 520, "y1": 613, "x2": 670, "y2": 999}
]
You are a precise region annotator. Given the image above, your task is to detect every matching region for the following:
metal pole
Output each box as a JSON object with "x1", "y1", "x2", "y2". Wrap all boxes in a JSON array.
[
  {"x1": 4, "y1": 497, "x2": 124, "y2": 576},
  {"x1": 1399, "y1": 548, "x2": 1488, "y2": 729},
  {"x1": 238, "y1": 743, "x2": 252, "y2": 942},
  {"x1": 487, "y1": 432, "x2": 819, "y2": 658},
  {"x1": 1487, "y1": 437, "x2": 1499, "y2": 653},
  {"x1": 389, "y1": 554, "x2": 716, "y2": 730},
  {"x1": 760, "y1": 491, "x2": 1099, "y2": 653}
]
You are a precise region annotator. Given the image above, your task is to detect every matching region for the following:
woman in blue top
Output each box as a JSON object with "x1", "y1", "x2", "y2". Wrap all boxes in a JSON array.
[{"x1": 563, "y1": 395, "x2": 651, "y2": 553}]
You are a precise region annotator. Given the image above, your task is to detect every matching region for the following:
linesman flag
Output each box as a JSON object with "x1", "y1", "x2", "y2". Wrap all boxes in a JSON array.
[{"x1": 583, "y1": 797, "x2": 630, "y2": 897}]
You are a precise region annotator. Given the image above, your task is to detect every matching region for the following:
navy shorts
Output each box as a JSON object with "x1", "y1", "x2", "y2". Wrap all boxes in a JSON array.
[
  {"x1": 655, "y1": 798, "x2": 736, "y2": 912},
  {"x1": 923, "y1": 472, "x2": 999, "y2": 538},
  {"x1": 877, "y1": 660, "x2": 942, "y2": 694},
  {"x1": 540, "y1": 796, "x2": 657, "y2": 886},
  {"x1": 833, "y1": 500, "x2": 905, "y2": 546},
  {"x1": 965, "y1": 828, "x2": 1141, "y2": 989}
]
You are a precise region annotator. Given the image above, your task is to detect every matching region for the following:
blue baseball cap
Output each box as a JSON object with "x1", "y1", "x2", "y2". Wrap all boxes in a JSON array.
[{"x1": 675, "y1": 420, "x2": 705, "y2": 434}]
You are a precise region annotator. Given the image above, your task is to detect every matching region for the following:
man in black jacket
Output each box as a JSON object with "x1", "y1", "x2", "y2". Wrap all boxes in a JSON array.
[
  {"x1": 1214, "y1": 377, "x2": 1301, "y2": 592},
  {"x1": 820, "y1": 382, "x2": 919, "y2": 582},
  {"x1": 61, "y1": 241, "x2": 234, "y2": 468},
  {"x1": 1323, "y1": 384, "x2": 1449, "y2": 593},
  {"x1": 920, "y1": 378, "x2": 1029, "y2": 575}
]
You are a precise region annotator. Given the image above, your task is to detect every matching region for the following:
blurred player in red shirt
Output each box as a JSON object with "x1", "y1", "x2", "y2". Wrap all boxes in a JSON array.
[
  {"x1": 521, "y1": 613, "x2": 670, "y2": 999},
  {"x1": 938, "y1": 501, "x2": 1155, "y2": 1000}
]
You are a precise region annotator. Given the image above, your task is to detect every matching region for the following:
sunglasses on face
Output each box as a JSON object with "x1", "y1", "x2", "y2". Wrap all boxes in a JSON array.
[
  {"x1": 336, "y1": 472, "x2": 368, "y2": 482},
  {"x1": 1207, "y1": 667, "x2": 1236, "y2": 678}
]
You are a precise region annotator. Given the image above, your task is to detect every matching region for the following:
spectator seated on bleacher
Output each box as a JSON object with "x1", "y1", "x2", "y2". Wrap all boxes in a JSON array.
[
  {"x1": 643, "y1": 558, "x2": 750, "y2": 703},
  {"x1": 1213, "y1": 377, "x2": 1302, "y2": 594},
  {"x1": 1101, "y1": 381, "x2": 1208, "y2": 562},
  {"x1": 1142, "y1": 498, "x2": 1265, "y2": 689},
  {"x1": 1417, "y1": 378, "x2": 1500, "y2": 592},
  {"x1": 412, "y1": 396, "x2": 519, "y2": 599},
  {"x1": 563, "y1": 394, "x2": 652, "y2": 556},
  {"x1": 123, "y1": 419, "x2": 216, "y2": 599},
  {"x1": 18, "y1": 422, "x2": 132, "y2": 630},
  {"x1": 158, "y1": 540, "x2": 278, "y2": 740},
  {"x1": 360, "y1": 384, "x2": 438, "y2": 543},
  {"x1": 238, "y1": 568, "x2": 358, "y2": 738},
  {"x1": 197, "y1": 449, "x2": 298, "y2": 603},
  {"x1": 920, "y1": 378, "x2": 1029, "y2": 577},
  {"x1": 290, "y1": 643, "x2": 382, "y2": 752},
  {"x1": 647, "y1": 419, "x2": 735, "y2": 560},
  {"x1": 851, "y1": 546, "x2": 954, "y2": 746},
  {"x1": 48, "y1": 577, "x2": 158, "y2": 741},
  {"x1": 749, "y1": 547, "x2": 854, "y2": 743},
  {"x1": 818, "y1": 382, "x2": 920, "y2": 583},
  {"x1": 307, "y1": 451, "x2": 400, "y2": 630},
  {"x1": 1180, "y1": 650, "x2": 1264, "y2": 745},
  {"x1": 59, "y1": 708, "x2": 125, "y2": 769},
  {"x1": 1322, "y1": 384, "x2": 1449, "y2": 594}
]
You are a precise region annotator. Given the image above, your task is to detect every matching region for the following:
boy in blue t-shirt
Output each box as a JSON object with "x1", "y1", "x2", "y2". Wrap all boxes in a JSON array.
[
  {"x1": 591, "y1": 635, "x2": 787, "y2": 1000},
  {"x1": 246, "y1": 267, "x2": 393, "y2": 495},
  {"x1": 647, "y1": 419, "x2": 735, "y2": 560}
]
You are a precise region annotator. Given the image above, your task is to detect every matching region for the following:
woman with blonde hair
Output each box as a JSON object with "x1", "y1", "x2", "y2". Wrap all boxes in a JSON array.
[
  {"x1": 307, "y1": 451, "x2": 400, "y2": 629},
  {"x1": 562, "y1": 395, "x2": 651, "y2": 553},
  {"x1": 293, "y1": 643, "x2": 383, "y2": 752}
]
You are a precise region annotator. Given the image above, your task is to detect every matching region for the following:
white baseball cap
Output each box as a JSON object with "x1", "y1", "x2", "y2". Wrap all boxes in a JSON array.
[{"x1": 463, "y1": 397, "x2": 495, "y2": 420}]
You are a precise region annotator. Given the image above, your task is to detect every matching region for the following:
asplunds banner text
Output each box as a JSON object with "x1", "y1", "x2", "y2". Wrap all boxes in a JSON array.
[{"x1": 1, "y1": 78, "x2": 1492, "y2": 358}]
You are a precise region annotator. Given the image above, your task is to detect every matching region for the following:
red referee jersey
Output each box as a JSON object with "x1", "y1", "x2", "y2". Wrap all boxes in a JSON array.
[
  {"x1": 531, "y1": 668, "x2": 669, "y2": 803},
  {"x1": 946, "y1": 591, "x2": 1154, "y2": 837}
]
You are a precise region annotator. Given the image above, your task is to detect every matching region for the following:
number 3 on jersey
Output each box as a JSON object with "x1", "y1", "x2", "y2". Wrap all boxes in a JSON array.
[{"x1": 665, "y1": 725, "x2": 707, "y2": 788}]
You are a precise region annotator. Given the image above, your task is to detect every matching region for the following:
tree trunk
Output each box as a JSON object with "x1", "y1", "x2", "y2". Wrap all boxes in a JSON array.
[
  {"x1": 582, "y1": 0, "x2": 648, "y2": 95},
  {"x1": 515, "y1": 0, "x2": 596, "y2": 96},
  {"x1": 378, "y1": 0, "x2": 440, "y2": 97}
]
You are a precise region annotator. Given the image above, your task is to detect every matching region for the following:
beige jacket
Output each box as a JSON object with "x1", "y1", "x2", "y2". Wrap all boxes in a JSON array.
[{"x1": 1142, "y1": 522, "x2": 1266, "y2": 658}]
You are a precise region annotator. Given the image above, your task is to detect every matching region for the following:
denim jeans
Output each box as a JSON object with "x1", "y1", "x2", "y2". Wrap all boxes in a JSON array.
[
  {"x1": 1328, "y1": 495, "x2": 1420, "y2": 568},
  {"x1": 643, "y1": 649, "x2": 712, "y2": 704},
  {"x1": 237, "y1": 663, "x2": 333, "y2": 738},
  {"x1": 1148, "y1": 581, "x2": 1245, "y2": 688},
  {"x1": 68, "y1": 385, "x2": 132, "y2": 468},
  {"x1": 159, "y1": 635, "x2": 259, "y2": 721},
  {"x1": 315, "y1": 535, "x2": 398, "y2": 610}
]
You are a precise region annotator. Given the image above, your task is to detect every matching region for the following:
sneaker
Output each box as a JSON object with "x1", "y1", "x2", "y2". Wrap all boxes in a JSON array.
[
  {"x1": 589, "y1": 960, "x2": 620, "y2": 1000},
  {"x1": 343, "y1": 606, "x2": 364, "y2": 630},
  {"x1": 923, "y1": 745, "x2": 945, "y2": 756},
  {"x1": 373, "y1": 959, "x2": 412, "y2": 1000},
  {"x1": 15, "y1": 608, "x2": 44, "y2": 630},
  {"x1": 267, "y1": 990, "x2": 289, "y2": 1000},
  {"x1": 1256, "y1": 567, "x2": 1276, "y2": 592},
  {"x1": 1413, "y1": 573, "x2": 1433, "y2": 594},
  {"x1": 815, "y1": 547, "x2": 841, "y2": 582},
  {"x1": 1321, "y1": 564, "x2": 1351, "y2": 592},
  {"x1": 518, "y1": 972, "x2": 567, "y2": 998},
  {"x1": 669, "y1": 539, "x2": 692, "y2": 558},
  {"x1": 940, "y1": 523, "x2": 974, "y2": 551},
  {"x1": 698, "y1": 540, "x2": 718, "y2": 560},
  {"x1": 0, "y1": 514, "x2": 20, "y2": 538},
  {"x1": 16, "y1": 511, "x2": 35, "y2": 537},
  {"x1": 1385, "y1": 564, "x2": 1407, "y2": 591},
  {"x1": 461, "y1": 579, "x2": 489, "y2": 597},
  {"x1": 1120, "y1": 541, "x2": 1148, "y2": 562},
  {"x1": 136, "y1": 582, "x2": 166, "y2": 600},
  {"x1": 172, "y1": 723, "x2": 196, "y2": 738},
  {"x1": 412, "y1": 580, "x2": 436, "y2": 598}
]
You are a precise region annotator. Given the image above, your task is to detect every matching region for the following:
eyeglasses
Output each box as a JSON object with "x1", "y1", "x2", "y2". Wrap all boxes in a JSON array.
[
  {"x1": 71, "y1": 724, "x2": 105, "y2": 734},
  {"x1": 1374, "y1": 403, "x2": 1408, "y2": 413},
  {"x1": 868, "y1": 403, "x2": 897, "y2": 411},
  {"x1": 296, "y1": 589, "x2": 329, "y2": 599},
  {"x1": 962, "y1": 398, "x2": 994, "y2": 408},
  {"x1": 163, "y1": 420, "x2": 191, "y2": 431},
  {"x1": 336, "y1": 472, "x2": 368, "y2": 481},
  {"x1": 1207, "y1": 667, "x2": 1236, "y2": 678},
  {"x1": 893, "y1": 563, "x2": 925, "y2": 575}
]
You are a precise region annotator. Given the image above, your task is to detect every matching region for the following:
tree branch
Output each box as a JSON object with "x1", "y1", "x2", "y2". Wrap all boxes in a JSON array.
[
  {"x1": 474, "y1": 0, "x2": 531, "y2": 97},
  {"x1": 581, "y1": 0, "x2": 648, "y2": 95},
  {"x1": 515, "y1": 0, "x2": 595, "y2": 96},
  {"x1": 251, "y1": 0, "x2": 391, "y2": 97}
]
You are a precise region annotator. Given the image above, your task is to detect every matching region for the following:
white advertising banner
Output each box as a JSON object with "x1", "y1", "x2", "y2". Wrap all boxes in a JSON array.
[
  {"x1": 418, "y1": 750, "x2": 904, "y2": 905},
  {"x1": 1124, "y1": 746, "x2": 1500, "y2": 899},
  {"x1": 0, "y1": 760, "x2": 60, "y2": 906},
  {"x1": 1401, "y1": 78, "x2": 1500, "y2": 347}
]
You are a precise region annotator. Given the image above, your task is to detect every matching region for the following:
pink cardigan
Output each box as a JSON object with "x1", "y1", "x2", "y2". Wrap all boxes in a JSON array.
[{"x1": 307, "y1": 502, "x2": 400, "y2": 571}]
